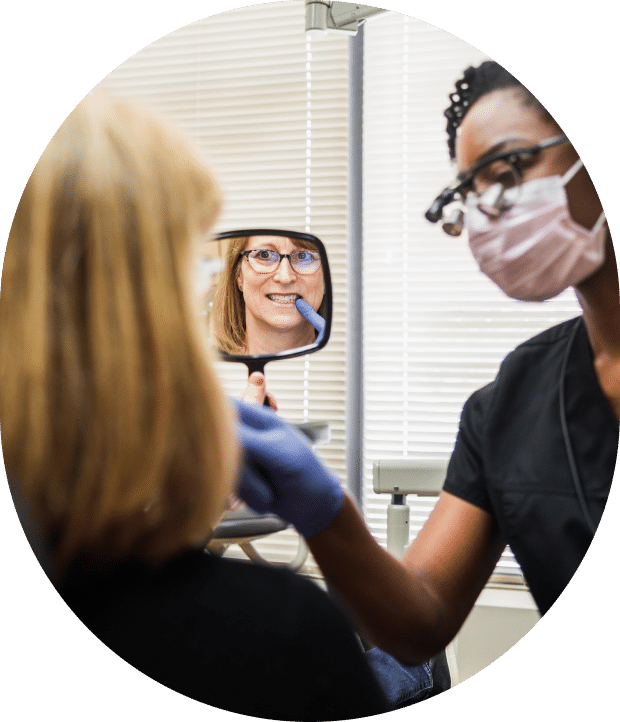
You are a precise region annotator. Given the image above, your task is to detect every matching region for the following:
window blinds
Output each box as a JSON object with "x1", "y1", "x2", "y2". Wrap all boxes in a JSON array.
[
  {"x1": 362, "y1": 13, "x2": 582, "y2": 581},
  {"x1": 97, "y1": 1, "x2": 350, "y2": 567},
  {"x1": 95, "y1": 4, "x2": 582, "y2": 580}
]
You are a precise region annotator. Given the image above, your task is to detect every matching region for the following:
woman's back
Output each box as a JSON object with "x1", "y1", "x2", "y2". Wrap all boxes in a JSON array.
[{"x1": 61, "y1": 549, "x2": 388, "y2": 720}]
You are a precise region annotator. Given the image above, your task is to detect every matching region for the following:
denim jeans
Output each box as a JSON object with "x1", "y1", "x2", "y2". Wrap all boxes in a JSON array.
[{"x1": 365, "y1": 647, "x2": 433, "y2": 709}]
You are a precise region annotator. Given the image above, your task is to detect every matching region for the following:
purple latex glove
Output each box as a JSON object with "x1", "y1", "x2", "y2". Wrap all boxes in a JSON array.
[
  {"x1": 295, "y1": 298, "x2": 325, "y2": 344},
  {"x1": 234, "y1": 399, "x2": 344, "y2": 538}
]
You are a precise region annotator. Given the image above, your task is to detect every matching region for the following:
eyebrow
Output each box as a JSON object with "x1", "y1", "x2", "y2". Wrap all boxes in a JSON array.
[
  {"x1": 248, "y1": 243, "x2": 306, "y2": 253},
  {"x1": 477, "y1": 136, "x2": 529, "y2": 163},
  {"x1": 247, "y1": 243, "x2": 280, "y2": 252},
  {"x1": 457, "y1": 136, "x2": 533, "y2": 183}
]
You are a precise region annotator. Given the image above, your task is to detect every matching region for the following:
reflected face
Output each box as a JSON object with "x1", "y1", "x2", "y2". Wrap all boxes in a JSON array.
[
  {"x1": 237, "y1": 235, "x2": 325, "y2": 333},
  {"x1": 455, "y1": 87, "x2": 602, "y2": 230}
]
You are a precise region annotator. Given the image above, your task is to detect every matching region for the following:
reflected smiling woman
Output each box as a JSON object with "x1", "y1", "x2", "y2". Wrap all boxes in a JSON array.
[{"x1": 211, "y1": 235, "x2": 326, "y2": 355}]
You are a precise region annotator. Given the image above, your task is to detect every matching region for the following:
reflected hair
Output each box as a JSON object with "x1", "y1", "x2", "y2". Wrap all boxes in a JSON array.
[
  {"x1": 444, "y1": 60, "x2": 556, "y2": 161},
  {"x1": 210, "y1": 236, "x2": 326, "y2": 355},
  {"x1": 211, "y1": 236, "x2": 251, "y2": 354},
  {"x1": 0, "y1": 94, "x2": 239, "y2": 571}
]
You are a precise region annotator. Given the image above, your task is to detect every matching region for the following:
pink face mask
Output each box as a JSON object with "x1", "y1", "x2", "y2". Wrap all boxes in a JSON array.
[{"x1": 465, "y1": 159, "x2": 607, "y2": 301}]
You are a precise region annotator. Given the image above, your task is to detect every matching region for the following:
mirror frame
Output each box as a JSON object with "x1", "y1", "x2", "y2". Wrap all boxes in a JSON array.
[{"x1": 212, "y1": 229, "x2": 333, "y2": 375}]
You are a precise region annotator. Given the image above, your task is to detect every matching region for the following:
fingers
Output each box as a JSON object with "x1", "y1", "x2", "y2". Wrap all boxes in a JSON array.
[
  {"x1": 236, "y1": 404, "x2": 295, "y2": 469},
  {"x1": 241, "y1": 373, "x2": 278, "y2": 410},
  {"x1": 235, "y1": 398, "x2": 276, "y2": 429},
  {"x1": 241, "y1": 372, "x2": 267, "y2": 405}
]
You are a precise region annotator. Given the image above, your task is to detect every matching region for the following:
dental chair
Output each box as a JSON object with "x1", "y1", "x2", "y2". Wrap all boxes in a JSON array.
[{"x1": 207, "y1": 421, "x2": 331, "y2": 571}]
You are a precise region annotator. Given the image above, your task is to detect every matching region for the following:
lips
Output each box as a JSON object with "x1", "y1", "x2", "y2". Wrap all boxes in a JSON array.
[{"x1": 266, "y1": 294, "x2": 301, "y2": 305}]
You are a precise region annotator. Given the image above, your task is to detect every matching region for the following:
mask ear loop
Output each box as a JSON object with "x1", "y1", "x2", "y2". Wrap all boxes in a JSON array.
[
  {"x1": 561, "y1": 158, "x2": 584, "y2": 185},
  {"x1": 590, "y1": 210, "x2": 607, "y2": 236}
]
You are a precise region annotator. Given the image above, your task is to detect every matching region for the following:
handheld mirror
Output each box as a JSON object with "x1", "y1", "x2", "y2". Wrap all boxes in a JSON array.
[{"x1": 201, "y1": 229, "x2": 332, "y2": 375}]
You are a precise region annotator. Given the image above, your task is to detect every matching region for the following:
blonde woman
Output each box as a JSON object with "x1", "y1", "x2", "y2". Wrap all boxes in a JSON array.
[{"x1": 0, "y1": 94, "x2": 388, "y2": 720}]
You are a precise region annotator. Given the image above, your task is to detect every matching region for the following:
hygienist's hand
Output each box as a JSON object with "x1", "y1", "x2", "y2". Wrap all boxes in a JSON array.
[
  {"x1": 234, "y1": 400, "x2": 345, "y2": 538},
  {"x1": 241, "y1": 371, "x2": 278, "y2": 410}
]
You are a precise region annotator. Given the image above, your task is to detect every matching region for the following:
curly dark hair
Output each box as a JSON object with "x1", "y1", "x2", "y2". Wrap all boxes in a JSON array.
[{"x1": 444, "y1": 60, "x2": 555, "y2": 160}]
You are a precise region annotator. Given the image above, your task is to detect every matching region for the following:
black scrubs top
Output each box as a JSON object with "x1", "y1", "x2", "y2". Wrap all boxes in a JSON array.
[{"x1": 443, "y1": 317, "x2": 618, "y2": 614}]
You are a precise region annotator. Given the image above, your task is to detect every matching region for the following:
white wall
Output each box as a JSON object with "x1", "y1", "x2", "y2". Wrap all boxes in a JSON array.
[{"x1": 455, "y1": 589, "x2": 540, "y2": 683}]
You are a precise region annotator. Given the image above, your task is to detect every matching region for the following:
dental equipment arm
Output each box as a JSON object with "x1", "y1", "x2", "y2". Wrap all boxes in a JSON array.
[{"x1": 305, "y1": 1, "x2": 388, "y2": 38}]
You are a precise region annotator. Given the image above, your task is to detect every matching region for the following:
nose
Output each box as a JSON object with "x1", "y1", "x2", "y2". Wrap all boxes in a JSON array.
[{"x1": 273, "y1": 256, "x2": 296, "y2": 283}]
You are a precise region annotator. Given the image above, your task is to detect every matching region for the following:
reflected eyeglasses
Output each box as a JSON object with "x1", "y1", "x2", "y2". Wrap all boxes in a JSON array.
[
  {"x1": 240, "y1": 249, "x2": 322, "y2": 275},
  {"x1": 425, "y1": 134, "x2": 569, "y2": 235}
]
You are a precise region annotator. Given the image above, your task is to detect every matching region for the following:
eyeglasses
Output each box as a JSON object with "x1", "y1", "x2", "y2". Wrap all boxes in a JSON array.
[
  {"x1": 425, "y1": 134, "x2": 569, "y2": 235},
  {"x1": 240, "y1": 249, "x2": 322, "y2": 275}
]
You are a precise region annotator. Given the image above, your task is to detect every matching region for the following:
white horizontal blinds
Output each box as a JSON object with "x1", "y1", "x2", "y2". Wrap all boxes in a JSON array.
[
  {"x1": 97, "y1": 2, "x2": 349, "y2": 567},
  {"x1": 362, "y1": 13, "x2": 581, "y2": 578}
]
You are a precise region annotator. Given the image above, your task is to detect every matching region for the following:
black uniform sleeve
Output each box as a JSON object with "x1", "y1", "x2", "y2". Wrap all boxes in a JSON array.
[{"x1": 443, "y1": 382, "x2": 494, "y2": 514}]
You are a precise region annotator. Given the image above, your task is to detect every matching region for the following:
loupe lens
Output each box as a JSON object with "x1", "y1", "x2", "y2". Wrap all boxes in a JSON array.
[
  {"x1": 476, "y1": 167, "x2": 521, "y2": 218},
  {"x1": 477, "y1": 183, "x2": 508, "y2": 218},
  {"x1": 442, "y1": 206, "x2": 465, "y2": 236}
]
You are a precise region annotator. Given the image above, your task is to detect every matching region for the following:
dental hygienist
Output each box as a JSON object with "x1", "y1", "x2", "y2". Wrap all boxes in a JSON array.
[{"x1": 236, "y1": 60, "x2": 619, "y2": 665}]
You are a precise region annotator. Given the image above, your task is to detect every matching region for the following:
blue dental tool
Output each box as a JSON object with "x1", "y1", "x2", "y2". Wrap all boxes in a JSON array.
[{"x1": 295, "y1": 298, "x2": 325, "y2": 344}]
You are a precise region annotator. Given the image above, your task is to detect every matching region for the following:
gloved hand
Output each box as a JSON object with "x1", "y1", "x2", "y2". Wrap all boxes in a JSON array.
[
  {"x1": 295, "y1": 298, "x2": 325, "y2": 344},
  {"x1": 234, "y1": 399, "x2": 345, "y2": 538}
]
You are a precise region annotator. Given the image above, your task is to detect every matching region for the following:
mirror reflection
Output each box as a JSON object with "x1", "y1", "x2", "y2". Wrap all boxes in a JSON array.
[{"x1": 204, "y1": 231, "x2": 329, "y2": 358}]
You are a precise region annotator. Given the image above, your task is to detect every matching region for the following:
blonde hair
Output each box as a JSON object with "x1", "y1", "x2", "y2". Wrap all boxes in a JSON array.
[
  {"x1": 210, "y1": 236, "x2": 326, "y2": 354},
  {"x1": 0, "y1": 94, "x2": 239, "y2": 570}
]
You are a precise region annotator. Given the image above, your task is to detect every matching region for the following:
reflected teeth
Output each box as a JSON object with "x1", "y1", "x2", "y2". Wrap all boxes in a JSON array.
[{"x1": 267, "y1": 294, "x2": 300, "y2": 304}]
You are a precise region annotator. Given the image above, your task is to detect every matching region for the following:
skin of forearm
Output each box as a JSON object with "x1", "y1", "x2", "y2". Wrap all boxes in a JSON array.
[{"x1": 306, "y1": 494, "x2": 452, "y2": 665}]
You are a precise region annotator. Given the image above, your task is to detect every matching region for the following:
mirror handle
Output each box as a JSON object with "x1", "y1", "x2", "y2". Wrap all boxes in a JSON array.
[{"x1": 244, "y1": 359, "x2": 266, "y2": 376}]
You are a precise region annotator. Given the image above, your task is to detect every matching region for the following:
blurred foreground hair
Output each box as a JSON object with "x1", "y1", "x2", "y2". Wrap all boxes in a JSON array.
[{"x1": 0, "y1": 94, "x2": 239, "y2": 571}]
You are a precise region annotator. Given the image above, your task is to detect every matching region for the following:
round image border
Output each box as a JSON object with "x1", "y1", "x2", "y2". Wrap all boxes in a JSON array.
[{"x1": 1, "y1": 2, "x2": 616, "y2": 720}]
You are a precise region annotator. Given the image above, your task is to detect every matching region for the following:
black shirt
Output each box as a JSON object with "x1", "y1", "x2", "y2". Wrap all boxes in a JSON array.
[
  {"x1": 444, "y1": 317, "x2": 618, "y2": 614},
  {"x1": 60, "y1": 549, "x2": 389, "y2": 721}
]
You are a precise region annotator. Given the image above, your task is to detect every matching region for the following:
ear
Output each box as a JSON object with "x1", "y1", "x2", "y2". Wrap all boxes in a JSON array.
[{"x1": 236, "y1": 268, "x2": 243, "y2": 292}]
